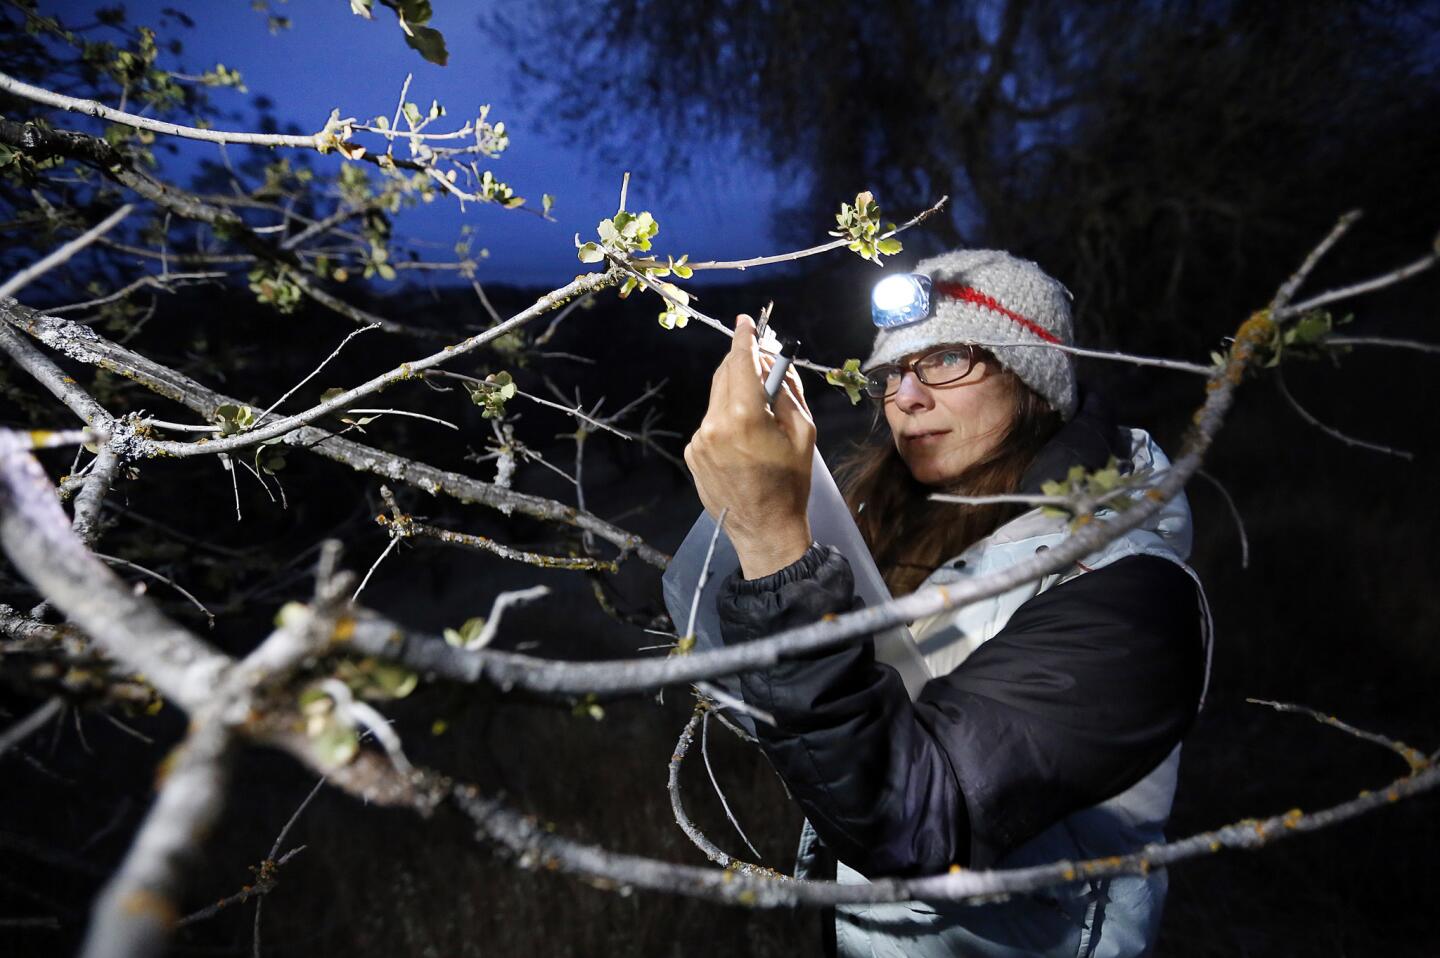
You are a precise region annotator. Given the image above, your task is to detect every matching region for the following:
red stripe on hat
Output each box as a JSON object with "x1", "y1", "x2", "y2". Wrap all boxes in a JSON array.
[{"x1": 932, "y1": 280, "x2": 1061, "y2": 345}]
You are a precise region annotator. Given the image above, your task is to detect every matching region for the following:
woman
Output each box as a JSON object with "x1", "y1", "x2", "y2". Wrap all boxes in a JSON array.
[{"x1": 683, "y1": 249, "x2": 1211, "y2": 957}]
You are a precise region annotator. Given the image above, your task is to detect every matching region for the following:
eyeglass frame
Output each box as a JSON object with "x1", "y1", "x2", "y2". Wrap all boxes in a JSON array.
[{"x1": 863, "y1": 344, "x2": 980, "y2": 400}]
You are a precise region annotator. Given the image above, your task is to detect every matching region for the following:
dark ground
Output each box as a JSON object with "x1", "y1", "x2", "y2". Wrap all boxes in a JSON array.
[{"x1": 2, "y1": 265, "x2": 1439, "y2": 956}]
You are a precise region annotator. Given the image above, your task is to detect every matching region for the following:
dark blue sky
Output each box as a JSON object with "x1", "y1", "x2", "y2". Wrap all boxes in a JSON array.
[{"x1": 52, "y1": 0, "x2": 785, "y2": 287}]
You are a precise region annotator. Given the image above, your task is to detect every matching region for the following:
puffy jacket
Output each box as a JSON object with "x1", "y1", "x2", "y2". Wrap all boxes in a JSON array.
[{"x1": 716, "y1": 394, "x2": 1212, "y2": 957}]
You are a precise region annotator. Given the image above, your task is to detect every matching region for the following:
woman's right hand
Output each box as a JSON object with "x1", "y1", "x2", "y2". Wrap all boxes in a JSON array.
[{"x1": 683, "y1": 314, "x2": 816, "y2": 579}]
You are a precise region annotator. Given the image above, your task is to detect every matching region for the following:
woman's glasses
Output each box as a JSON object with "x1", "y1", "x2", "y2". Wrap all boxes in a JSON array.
[{"x1": 863, "y1": 345, "x2": 978, "y2": 400}]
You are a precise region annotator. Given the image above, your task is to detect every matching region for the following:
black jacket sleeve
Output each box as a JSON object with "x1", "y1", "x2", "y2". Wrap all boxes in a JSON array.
[{"x1": 717, "y1": 544, "x2": 1205, "y2": 875}]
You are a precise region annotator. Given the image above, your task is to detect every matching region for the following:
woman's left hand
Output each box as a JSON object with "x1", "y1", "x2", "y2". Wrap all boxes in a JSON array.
[{"x1": 684, "y1": 314, "x2": 815, "y2": 579}]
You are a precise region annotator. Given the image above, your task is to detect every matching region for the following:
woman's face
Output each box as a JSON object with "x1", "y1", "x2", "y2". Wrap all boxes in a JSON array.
[{"x1": 881, "y1": 347, "x2": 1017, "y2": 486}]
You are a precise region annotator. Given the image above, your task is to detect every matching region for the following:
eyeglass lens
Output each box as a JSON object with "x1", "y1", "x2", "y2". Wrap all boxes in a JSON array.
[{"x1": 865, "y1": 347, "x2": 975, "y2": 398}]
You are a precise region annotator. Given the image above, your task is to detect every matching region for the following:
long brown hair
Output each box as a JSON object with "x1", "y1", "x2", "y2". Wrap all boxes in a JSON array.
[{"x1": 837, "y1": 363, "x2": 1063, "y2": 596}]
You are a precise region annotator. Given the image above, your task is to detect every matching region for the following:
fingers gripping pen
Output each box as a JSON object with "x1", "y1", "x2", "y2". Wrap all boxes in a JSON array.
[{"x1": 763, "y1": 335, "x2": 799, "y2": 403}]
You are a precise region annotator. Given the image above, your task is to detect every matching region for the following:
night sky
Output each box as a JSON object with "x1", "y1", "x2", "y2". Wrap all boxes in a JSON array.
[{"x1": 49, "y1": 0, "x2": 785, "y2": 287}]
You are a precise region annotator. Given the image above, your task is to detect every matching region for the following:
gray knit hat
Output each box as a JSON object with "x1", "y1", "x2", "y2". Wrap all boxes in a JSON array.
[{"x1": 864, "y1": 249, "x2": 1077, "y2": 420}]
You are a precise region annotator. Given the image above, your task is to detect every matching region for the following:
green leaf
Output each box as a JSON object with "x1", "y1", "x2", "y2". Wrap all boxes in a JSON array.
[
  {"x1": 213, "y1": 403, "x2": 256, "y2": 437},
  {"x1": 825, "y1": 358, "x2": 868, "y2": 405},
  {"x1": 443, "y1": 616, "x2": 487, "y2": 648},
  {"x1": 576, "y1": 242, "x2": 606, "y2": 264},
  {"x1": 337, "y1": 658, "x2": 419, "y2": 700},
  {"x1": 403, "y1": 23, "x2": 448, "y2": 65},
  {"x1": 256, "y1": 443, "x2": 286, "y2": 475},
  {"x1": 311, "y1": 717, "x2": 359, "y2": 767}
]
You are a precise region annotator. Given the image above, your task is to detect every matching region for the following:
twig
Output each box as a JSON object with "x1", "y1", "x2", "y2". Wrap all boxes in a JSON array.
[
  {"x1": 1278, "y1": 249, "x2": 1439, "y2": 319},
  {"x1": 1324, "y1": 335, "x2": 1440, "y2": 355},
  {"x1": 683, "y1": 508, "x2": 728, "y2": 643},
  {"x1": 1275, "y1": 366, "x2": 1413, "y2": 460},
  {"x1": 683, "y1": 196, "x2": 949, "y2": 272},
  {"x1": 175, "y1": 845, "x2": 306, "y2": 928},
  {"x1": 248, "y1": 776, "x2": 326, "y2": 953},
  {"x1": 380, "y1": 504, "x2": 621, "y2": 573},
  {"x1": 1195, "y1": 469, "x2": 1250, "y2": 569},
  {"x1": 144, "y1": 270, "x2": 619, "y2": 458},
  {"x1": 692, "y1": 680, "x2": 774, "y2": 726},
  {"x1": 0, "y1": 697, "x2": 64, "y2": 760},
  {"x1": 666, "y1": 707, "x2": 739, "y2": 867},
  {"x1": 1268, "y1": 210, "x2": 1362, "y2": 314},
  {"x1": 94, "y1": 552, "x2": 215, "y2": 627},
  {"x1": 472, "y1": 585, "x2": 551, "y2": 650},
  {"x1": 0, "y1": 204, "x2": 134, "y2": 301},
  {"x1": 71, "y1": 442, "x2": 120, "y2": 547},
  {"x1": 470, "y1": 278, "x2": 503, "y2": 325},
  {"x1": 47, "y1": 271, "x2": 228, "y2": 314},
  {"x1": 257, "y1": 323, "x2": 382, "y2": 423},
  {"x1": 533, "y1": 291, "x2": 595, "y2": 346},
  {"x1": 320, "y1": 679, "x2": 414, "y2": 778},
  {"x1": 0, "y1": 70, "x2": 321, "y2": 148},
  {"x1": 449, "y1": 742, "x2": 1440, "y2": 908},
  {"x1": 345, "y1": 408, "x2": 459, "y2": 430},
  {"x1": 960, "y1": 339, "x2": 1214, "y2": 376},
  {"x1": 1246, "y1": 698, "x2": 1431, "y2": 773},
  {"x1": 4, "y1": 301, "x2": 670, "y2": 568},
  {"x1": 352, "y1": 535, "x2": 401, "y2": 601},
  {"x1": 700, "y1": 708, "x2": 763, "y2": 859}
]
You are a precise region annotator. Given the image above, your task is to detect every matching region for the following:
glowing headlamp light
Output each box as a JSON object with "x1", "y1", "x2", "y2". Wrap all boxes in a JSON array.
[{"x1": 870, "y1": 273, "x2": 934, "y2": 329}]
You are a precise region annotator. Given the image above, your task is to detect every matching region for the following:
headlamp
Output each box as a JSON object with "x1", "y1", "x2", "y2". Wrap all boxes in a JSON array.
[{"x1": 870, "y1": 273, "x2": 933, "y2": 329}]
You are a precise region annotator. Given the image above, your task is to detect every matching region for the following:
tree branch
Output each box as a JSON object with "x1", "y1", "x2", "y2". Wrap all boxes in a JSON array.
[
  {"x1": 0, "y1": 301, "x2": 668, "y2": 568},
  {"x1": 0, "y1": 431, "x2": 229, "y2": 712},
  {"x1": 0, "y1": 204, "x2": 134, "y2": 301},
  {"x1": 79, "y1": 719, "x2": 235, "y2": 958}
]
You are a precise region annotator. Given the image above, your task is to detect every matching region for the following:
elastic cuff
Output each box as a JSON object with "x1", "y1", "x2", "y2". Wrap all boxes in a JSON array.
[{"x1": 731, "y1": 542, "x2": 828, "y2": 593}]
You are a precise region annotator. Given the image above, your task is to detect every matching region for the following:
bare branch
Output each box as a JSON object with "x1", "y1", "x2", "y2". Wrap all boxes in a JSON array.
[
  {"x1": 1278, "y1": 249, "x2": 1439, "y2": 319},
  {"x1": 683, "y1": 507, "x2": 728, "y2": 643},
  {"x1": 1247, "y1": 698, "x2": 1432, "y2": 773},
  {"x1": 0, "y1": 319, "x2": 113, "y2": 428},
  {"x1": 700, "y1": 708, "x2": 762, "y2": 858},
  {"x1": 449, "y1": 755, "x2": 1440, "y2": 908},
  {"x1": 667, "y1": 706, "x2": 742, "y2": 868},
  {"x1": 175, "y1": 845, "x2": 305, "y2": 928},
  {"x1": 0, "y1": 70, "x2": 322, "y2": 149},
  {"x1": 1268, "y1": 210, "x2": 1362, "y2": 314},
  {"x1": 0, "y1": 697, "x2": 64, "y2": 760},
  {"x1": 46, "y1": 272, "x2": 226, "y2": 315},
  {"x1": 71, "y1": 442, "x2": 120, "y2": 547},
  {"x1": 1195, "y1": 469, "x2": 1250, "y2": 569},
  {"x1": 258, "y1": 323, "x2": 382, "y2": 422},
  {"x1": 0, "y1": 432, "x2": 230, "y2": 711},
  {"x1": 1325, "y1": 334, "x2": 1440, "y2": 355},
  {"x1": 959, "y1": 339, "x2": 1214, "y2": 376},
  {"x1": 352, "y1": 535, "x2": 401, "y2": 602},
  {"x1": 0, "y1": 204, "x2": 134, "y2": 301},
  {"x1": 1275, "y1": 366, "x2": 1413, "y2": 460},
  {"x1": 683, "y1": 195, "x2": 949, "y2": 272},
  {"x1": 144, "y1": 270, "x2": 618, "y2": 458},
  {"x1": 1, "y1": 301, "x2": 669, "y2": 568},
  {"x1": 79, "y1": 719, "x2": 234, "y2": 958},
  {"x1": 472, "y1": 585, "x2": 551, "y2": 649}
]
